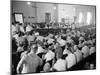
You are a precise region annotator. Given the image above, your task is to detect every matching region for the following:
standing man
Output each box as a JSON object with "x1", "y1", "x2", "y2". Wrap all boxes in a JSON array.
[{"x1": 16, "y1": 44, "x2": 43, "y2": 74}]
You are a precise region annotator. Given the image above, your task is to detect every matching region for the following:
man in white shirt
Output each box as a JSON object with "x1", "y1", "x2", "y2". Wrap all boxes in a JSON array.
[
  {"x1": 19, "y1": 23, "x2": 25, "y2": 33},
  {"x1": 47, "y1": 38, "x2": 54, "y2": 45},
  {"x1": 17, "y1": 46, "x2": 24, "y2": 53},
  {"x1": 36, "y1": 43, "x2": 46, "y2": 55},
  {"x1": 26, "y1": 24, "x2": 33, "y2": 34},
  {"x1": 65, "y1": 53, "x2": 76, "y2": 69},
  {"x1": 44, "y1": 49, "x2": 55, "y2": 62},
  {"x1": 89, "y1": 46, "x2": 95, "y2": 55},
  {"x1": 48, "y1": 34, "x2": 54, "y2": 38},
  {"x1": 74, "y1": 47, "x2": 83, "y2": 63},
  {"x1": 57, "y1": 38, "x2": 66, "y2": 47},
  {"x1": 63, "y1": 45, "x2": 71, "y2": 55},
  {"x1": 52, "y1": 48, "x2": 67, "y2": 72},
  {"x1": 81, "y1": 44, "x2": 90, "y2": 58},
  {"x1": 52, "y1": 58, "x2": 67, "y2": 71}
]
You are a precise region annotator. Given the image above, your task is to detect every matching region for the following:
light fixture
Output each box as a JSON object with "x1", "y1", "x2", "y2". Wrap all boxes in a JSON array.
[
  {"x1": 53, "y1": 6, "x2": 56, "y2": 10},
  {"x1": 27, "y1": 2, "x2": 31, "y2": 5},
  {"x1": 73, "y1": 8, "x2": 76, "y2": 12}
]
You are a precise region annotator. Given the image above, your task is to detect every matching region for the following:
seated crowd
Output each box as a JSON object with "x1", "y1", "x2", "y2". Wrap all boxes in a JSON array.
[{"x1": 12, "y1": 22, "x2": 96, "y2": 74}]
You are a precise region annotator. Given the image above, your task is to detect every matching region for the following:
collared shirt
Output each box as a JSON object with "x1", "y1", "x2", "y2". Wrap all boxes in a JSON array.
[
  {"x1": 76, "y1": 31, "x2": 81, "y2": 37},
  {"x1": 53, "y1": 59, "x2": 67, "y2": 71},
  {"x1": 79, "y1": 37, "x2": 84, "y2": 41},
  {"x1": 44, "y1": 50, "x2": 55, "y2": 62},
  {"x1": 74, "y1": 50, "x2": 83, "y2": 63},
  {"x1": 26, "y1": 25, "x2": 33, "y2": 32},
  {"x1": 17, "y1": 46, "x2": 24, "y2": 52},
  {"x1": 65, "y1": 53, "x2": 76, "y2": 69},
  {"x1": 87, "y1": 40, "x2": 93, "y2": 45},
  {"x1": 89, "y1": 47, "x2": 95, "y2": 55},
  {"x1": 20, "y1": 26, "x2": 25, "y2": 33},
  {"x1": 12, "y1": 25, "x2": 17, "y2": 32},
  {"x1": 47, "y1": 38, "x2": 54, "y2": 44},
  {"x1": 57, "y1": 38, "x2": 66, "y2": 46},
  {"x1": 73, "y1": 45, "x2": 78, "y2": 51},
  {"x1": 81, "y1": 46, "x2": 90, "y2": 58},
  {"x1": 36, "y1": 46, "x2": 45, "y2": 54},
  {"x1": 67, "y1": 39, "x2": 74, "y2": 44},
  {"x1": 63, "y1": 49, "x2": 71, "y2": 55}
]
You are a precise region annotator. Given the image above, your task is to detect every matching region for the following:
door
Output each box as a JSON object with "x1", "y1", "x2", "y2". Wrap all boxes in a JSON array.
[{"x1": 45, "y1": 13, "x2": 51, "y2": 23}]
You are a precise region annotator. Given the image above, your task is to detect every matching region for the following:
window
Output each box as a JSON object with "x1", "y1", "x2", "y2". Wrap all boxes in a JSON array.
[
  {"x1": 78, "y1": 12, "x2": 83, "y2": 24},
  {"x1": 87, "y1": 12, "x2": 92, "y2": 25}
]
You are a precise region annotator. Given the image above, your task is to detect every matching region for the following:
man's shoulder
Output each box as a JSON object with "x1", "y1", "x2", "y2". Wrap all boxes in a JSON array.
[{"x1": 21, "y1": 54, "x2": 28, "y2": 62}]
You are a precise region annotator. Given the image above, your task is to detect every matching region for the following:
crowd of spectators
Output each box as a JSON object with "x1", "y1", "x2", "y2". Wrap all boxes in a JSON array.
[{"x1": 12, "y1": 22, "x2": 96, "y2": 74}]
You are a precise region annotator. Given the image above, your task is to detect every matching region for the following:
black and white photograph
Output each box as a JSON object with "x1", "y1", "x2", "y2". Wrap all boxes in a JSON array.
[{"x1": 11, "y1": 0, "x2": 96, "y2": 74}]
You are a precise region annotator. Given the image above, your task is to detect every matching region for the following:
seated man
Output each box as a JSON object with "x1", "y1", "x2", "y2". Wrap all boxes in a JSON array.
[
  {"x1": 81, "y1": 43, "x2": 90, "y2": 58},
  {"x1": 55, "y1": 43, "x2": 63, "y2": 60},
  {"x1": 19, "y1": 23, "x2": 25, "y2": 34},
  {"x1": 26, "y1": 24, "x2": 33, "y2": 33},
  {"x1": 74, "y1": 45, "x2": 83, "y2": 63},
  {"x1": 16, "y1": 44, "x2": 43, "y2": 74},
  {"x1": 65, "y1": 53, "x2": 76, "y2": 69},
  {"x1": 36, "y1": 42, "x2": 46, "y2": 58},
  {"x1": 63, "y1": 44, "x2": 72, "y2": 55},
  {"x1": 44, "y1": 49, "x2": 55, "y2": 63},
  {"x1": 52, "y1": 50, "x2": 67, "y2": 71}
]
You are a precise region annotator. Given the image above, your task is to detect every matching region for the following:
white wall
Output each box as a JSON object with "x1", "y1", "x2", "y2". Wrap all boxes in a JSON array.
[
  {"x1": 12, "y1": 1, "x2": 36, "y2": 23},
  {"x1": 37, "y1": 3, "x2": 56, "y2": 23},
  {"x1": 12, "y1": 1, "x2": 96, "y2": 25},
  {"x1": 58, "y1": 4, "x2": 76, "y2": 23},
  {"x1": 75, "y1": 5, "x2": 96, "y2": 25},
  {"x1": 12, "y1": 1, "x2": 57, "y2": 23}
]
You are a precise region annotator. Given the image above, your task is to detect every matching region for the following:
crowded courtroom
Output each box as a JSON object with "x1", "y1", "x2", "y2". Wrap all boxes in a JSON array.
[{"x1": 11, "y1": 0, "x2": 96, "y2": 74}]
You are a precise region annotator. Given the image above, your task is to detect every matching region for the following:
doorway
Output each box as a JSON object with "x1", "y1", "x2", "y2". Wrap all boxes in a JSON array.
[{"x1": 45, "y1": 13, "x2": 51, "y2": 23}]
